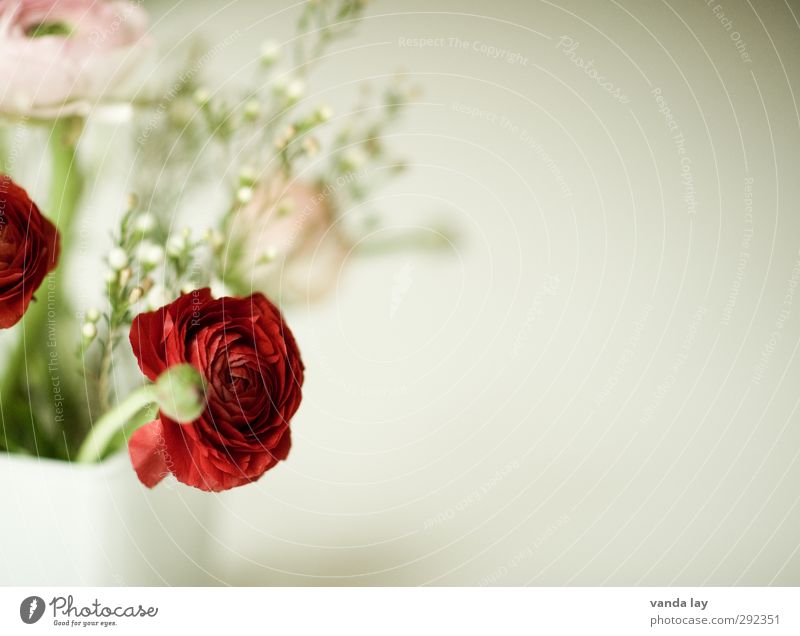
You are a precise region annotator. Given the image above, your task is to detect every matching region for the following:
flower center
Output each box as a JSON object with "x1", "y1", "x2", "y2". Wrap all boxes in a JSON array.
[
  {"x1": 25, "y1": 21, "x2": 73, "y2": 38},
  {"x1": 226, "y1": 366, "x2": 252, "y2": 393}
]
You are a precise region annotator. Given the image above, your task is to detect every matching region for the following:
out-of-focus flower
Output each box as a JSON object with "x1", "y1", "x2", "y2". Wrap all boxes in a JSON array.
[
  {"x1": 231, "y1": 173, "x2": 351, "y2": 303},
  {"x1": 0, "y1": 174, "x2": 60, "y2": 328},
  {"x1": 0, "y1": 0, "x2": 152, "y2": 118}
]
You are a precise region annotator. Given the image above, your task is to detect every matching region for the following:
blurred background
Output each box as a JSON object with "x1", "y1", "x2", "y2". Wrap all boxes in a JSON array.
[{"x1": 45, "y1": 0, "x2": 800, "y2": 584}]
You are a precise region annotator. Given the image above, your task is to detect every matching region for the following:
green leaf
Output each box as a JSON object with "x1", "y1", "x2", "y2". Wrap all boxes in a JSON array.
[{"x1": 25, "y1": 21, "x2": 73, "y2": 38}]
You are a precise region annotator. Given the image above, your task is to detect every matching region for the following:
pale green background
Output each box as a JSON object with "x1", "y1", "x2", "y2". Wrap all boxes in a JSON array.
[{"x1": 84, "y1": 0, "x2": 800, "y2": 584}]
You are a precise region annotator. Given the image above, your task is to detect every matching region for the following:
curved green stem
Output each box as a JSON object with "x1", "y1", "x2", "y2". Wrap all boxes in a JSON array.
[
  {"x1": 76, "y1": 384, "x2": 156, "y2": 463},
  {"x1": 0, "y1": 117, "x2": 85, "y2": 457}
]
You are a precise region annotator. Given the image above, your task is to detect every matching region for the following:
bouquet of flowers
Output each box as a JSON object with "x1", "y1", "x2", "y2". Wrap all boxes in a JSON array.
[{"x1": 0, "y1": 0, "x2": 440, "y2": 493}]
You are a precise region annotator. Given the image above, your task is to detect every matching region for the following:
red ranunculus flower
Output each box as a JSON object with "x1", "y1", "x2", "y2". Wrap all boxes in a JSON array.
[
  {"x1": 0, "y1": 174, "x2": 60, "y2": 328},
  {"x1": 128, "y1": 288, "x2": 304, "y2": 492}
]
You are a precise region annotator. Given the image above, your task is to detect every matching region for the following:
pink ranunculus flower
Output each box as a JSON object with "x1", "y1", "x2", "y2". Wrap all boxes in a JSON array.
[
  {"x1": 0, "y1": 0, "x2": 151, "y2": 118},
  {"x1": 232, "y1": 173, "x2": 351, "y2": 303}
]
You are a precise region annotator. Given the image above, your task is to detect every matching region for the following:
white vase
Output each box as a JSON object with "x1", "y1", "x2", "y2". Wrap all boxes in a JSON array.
[{"x1": 0, "y1": 450, "x2": 215, "y2": 586}]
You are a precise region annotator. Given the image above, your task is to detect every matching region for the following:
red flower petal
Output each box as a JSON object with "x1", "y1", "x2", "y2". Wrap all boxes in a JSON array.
[{"x1": 128, "y1": 419, "x2": 169, "y2": 488}]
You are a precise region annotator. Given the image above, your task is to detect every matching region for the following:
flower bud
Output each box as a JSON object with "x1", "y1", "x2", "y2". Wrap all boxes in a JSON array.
[
  {"x1": 145, "y1": 284, "x2": 170, "y2": 310},
  {"x1": 134, "y1": 213, "x2": 157, "y2": 234},
  {"x1": 286, "y1": 79, "x2": 305, "y2": 102},
  {"x1": 128, "y1": 286, "x2": 144, "y2": 304},
  {"x1": 243, "y1": 99, "x2": 260, "y2": 120},
  {"x1": 136, "y1": 242, "x2": 165, "y2": 268},
  {"x1": 239, "y1": 166, "x2": 257, "y2": 187},
  {"x1": 260, "y1": 40, "x2": 280, "y2": 65},
  {"x1": 316, "y1": 105, "x2": 333, "y2": 123},
  {"x1": 118, "y1": 267, "x2": 133, "y2": 288},
  {"x1": 86, "y1": 307, "x2": 101, "y2": 323},
  {"x1": 108, "y1": 247, "x2": 129, "y2": 270},
  {"x1": 260, "y1": 246, "x2": 278, "y2": 264},
  {"x1": 155, "y1": 364, "x2": 207, "y2": 424},
  {"x1": 193, "y1": 88, "x2": 210, "y2": 107},
  {"x1": 341, "y1": 148, "x2": 367, "y2": 171},
  {"x1": 166, "y1": 234, "x2": 187, "y2": 258},
  {"x1": 81, "y1": 322, "x2": 97, "y2": 340},
  {"x1": 236, "y1": 186, "x2": 253, "y2": 205}
]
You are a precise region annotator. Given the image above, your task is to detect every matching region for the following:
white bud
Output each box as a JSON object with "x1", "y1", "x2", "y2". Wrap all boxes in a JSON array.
[
  {"x1": 137, "y1": 242, "x2": 165, "y2": 268},
  {"x1": 260, "y1": 40, "x2": 280, "y2": 65},
  {"x1": 193, "y1": 88, "x2": 210, "y2": 106},
  {"x1": 134, "y1": 213, "x2": 157, "y2": 233},
  {"x1": 86, "y1": 307, "x2": 101, "y2": 323},
  {"x1": 236, "y1": 186, "x2": 253, "y2": 205},
  {"x1": 261, "y1": 246, "x2": 278, "y2": 263},
  {"x1": 286, "y1": 79, "x2": 305, "y2": 101},
  {"x1": 342, "y1": 148, "x2": 367, "y2": 171},
  {"x1": 146, "y1": 284, "x2": 170, "y2": 310},
  {"x1": 108, "y1": 247, "x2": 129, "y2": 270},
  {"x1": 166, "y1": 234, "x2": 187, "y2": 258},
  {"x1": 81, "y1": 322, "x2": 97, "y2": 340},
  {"x1": 244, "y1": 99, "x2": 260, "y2": 120},
  {"x1": 239, "y1": 165, "x2": 257, "y2": 186},
  {"x1": 210, "y1": 278, "x2": 231, "y2": 299}
]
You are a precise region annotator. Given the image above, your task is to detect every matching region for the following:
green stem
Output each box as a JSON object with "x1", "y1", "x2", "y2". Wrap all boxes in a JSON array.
[
  {"x1": 0, "y1": 117, "x2": 85, "y2": 458},
  {"x1": 76, "y1": 384, "x2": 156, "y2": 463},
  {"x1": 0, "y1": 126, "x2": 8, "y2": 174}
]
